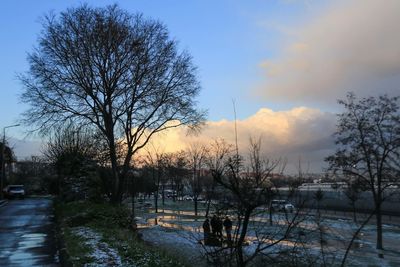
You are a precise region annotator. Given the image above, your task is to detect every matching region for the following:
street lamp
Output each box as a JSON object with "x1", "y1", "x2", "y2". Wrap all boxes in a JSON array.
[{"x1": 1, "y1": 124, "x2": 20, "y2": 199}]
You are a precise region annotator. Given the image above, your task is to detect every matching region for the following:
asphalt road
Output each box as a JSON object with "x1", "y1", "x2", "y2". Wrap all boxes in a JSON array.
[{"x1": 0, "y1": 198, "x2": 59, "y2": 266}]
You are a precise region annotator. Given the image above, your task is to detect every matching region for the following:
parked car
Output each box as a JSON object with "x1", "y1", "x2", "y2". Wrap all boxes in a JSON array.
[
  {"x1": 182, "y1": 195, "x2": 193, "y2": 201},
  {"x1": 270, "y1": 200, "x2": 295, "y2": 213},
  {"x1": 284, "y1": 203, "x2": 296, "y2": 213},
  {"x1": 165, "y1": 190, "x2": 177, "y2": 198},
  {"x1": 3, "y1": 185, "x2": 25, "y2": 199}
]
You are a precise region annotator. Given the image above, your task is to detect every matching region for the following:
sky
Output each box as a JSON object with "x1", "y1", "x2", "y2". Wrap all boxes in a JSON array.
[{"x1": 1, "y1": 0, "x2": 399, "y2": 172}]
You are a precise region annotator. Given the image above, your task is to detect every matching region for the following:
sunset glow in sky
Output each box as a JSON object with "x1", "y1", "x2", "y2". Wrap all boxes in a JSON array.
[{"x1": 1, "y1": 0, "x2": 399, "y2": 172}]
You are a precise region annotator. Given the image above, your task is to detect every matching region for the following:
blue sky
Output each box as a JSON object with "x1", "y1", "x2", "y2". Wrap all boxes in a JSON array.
[
  {"x1": 1, "y1": 0, "x2": 399, "y2": 172},
  {"x1": 0, "y1": 0, "x2": 329, "y2": 137}
]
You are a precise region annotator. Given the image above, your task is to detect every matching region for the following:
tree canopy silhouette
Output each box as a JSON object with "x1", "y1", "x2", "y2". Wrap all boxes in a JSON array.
[
  {"x1": 20, "y1": 4, "x2": 205, "y2": 203},
  {"x1": 326, "y1": 93, "x2": 400, "y2": 258}
]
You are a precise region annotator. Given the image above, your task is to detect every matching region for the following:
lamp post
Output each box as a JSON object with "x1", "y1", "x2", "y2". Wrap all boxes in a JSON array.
[{"x1": 1, "y1": 124, "x2": 19, "y2": 199}]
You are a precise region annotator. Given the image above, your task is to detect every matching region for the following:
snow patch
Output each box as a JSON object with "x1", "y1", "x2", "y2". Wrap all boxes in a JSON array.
[{"x1": 71, "y1": 227, "x2": 124, "y2": 267}]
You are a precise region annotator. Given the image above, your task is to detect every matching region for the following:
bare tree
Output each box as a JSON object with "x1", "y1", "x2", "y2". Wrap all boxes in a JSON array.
[
  {"x1": 204, "y1": 139, "x2": 233, "y2": 217},
  {"x1": 326, "y1": 93, "x2": 400, "y2": 258},
  {"x1": 343, "y1": 177, "x2": 364, "y2": 223},
  {"x1": 186, "y1": 143, "x2": 208, "y2": 217},
  {"x1": 142, "y1": 145, "x2": 168, "y2": 213},
  {"x1": 20, "y1": 4, "x2": 205, "y2": 204},
  {"x1": 210, "y1": 137, "x2": 289, "y2": 266},
  {"x1": 167, "y1": 151, "x2": 189, "y2": 201},
  {"x1": 44, "y1": 126, "x2": 99, "y2": 167}
]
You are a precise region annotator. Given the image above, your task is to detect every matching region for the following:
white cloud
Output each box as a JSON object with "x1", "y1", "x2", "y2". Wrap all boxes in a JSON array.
[
  {"x1": 149, "y1": 106, "x2": 336, "y2": 173},
  {"x1": 258, "y1": 0, "x2": 400, "y2": 104}
]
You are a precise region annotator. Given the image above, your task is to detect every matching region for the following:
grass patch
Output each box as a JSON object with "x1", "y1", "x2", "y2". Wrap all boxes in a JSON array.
[
  {"x1": 55, "y1": 199, "x2": 188, "y2": 267},
  {"x1": 63, "y1": 227, "x2": 95, "y2": 266}
]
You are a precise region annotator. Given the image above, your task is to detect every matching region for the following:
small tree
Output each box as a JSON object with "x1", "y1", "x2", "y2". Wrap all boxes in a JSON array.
[
  {"x1": 343, "y1": 177, "x2": 364, "y2": 223},
  {"x1": 142, "y1": 146, "x2": 167, "y2": 212},
  {"x1": 205, "y1": 139, "x2": 233, "y2": 217},
  {"x1": 0, "y1": 141, "x2": 17, "y2": 198},
  {"x1": 186, "y1": 143, "x2": 208, "y2": 217},
  {"x1": 43, "y1": 126, "x2": 103, "y2": 201},
  {"x1": 163, "y1": 151, "x2": 189, "y2": 201},
  {"x1": 0, "y1": 143, "x2": 15, "y2": 166},
  {"x1": 20, "y1": 4, "x2": 205, "y2": 204},
  {"x1": 314, "y1": 188, "x2": 324, "y2": 219},
  {"x1": 0, "y1": 141, "x2": 15, "y2": 180},
  {"x1": 326, "y1": 93, "x2": 400, "y2": 258}
]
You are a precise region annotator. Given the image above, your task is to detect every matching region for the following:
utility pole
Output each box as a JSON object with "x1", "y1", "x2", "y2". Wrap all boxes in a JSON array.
[{"x1": 1, "y1": 124, "x2": 19, "y2": 199}]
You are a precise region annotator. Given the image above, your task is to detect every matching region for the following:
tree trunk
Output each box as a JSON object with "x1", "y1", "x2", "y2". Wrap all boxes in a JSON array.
[
  {"x1": 154, "y1": 167, "x2": 159, "y2": 213},
  {"x1": 109, "y1": 141, "x2": 121, "y2": 204},
  {"x1": 162, "y1": 185, "x2": 165, "y2": 206},
  {"x1": 205, "y1": 182, "x2": 216, "y2": 218},
  {"x1": 154, "y1": 191, "x2": 158, "y2": 213},
  {"x1": 118, "y1": 174, "x2": 127, "y2": 203},
  {"x1": 376, "y1": 204, "x2": 384, "y2": 258},
  {"x1": 269, "y1": 207, "x2": 273, "y2": 226},
  {"x1": 194, "y1": 196, "x2": 198, "y2": 217},
  {"x1": 105, "y1": 113, "x2": 121, "y2": 205},
  {"x1": 205, "y1": 199, "x2": 211, "y2": 218},
  {"x1": 131, "y1": 190, "x2": 135, "y2": 220},
  {"x1": 237, "y1": 209, "x2": 252, "y2": 267}
]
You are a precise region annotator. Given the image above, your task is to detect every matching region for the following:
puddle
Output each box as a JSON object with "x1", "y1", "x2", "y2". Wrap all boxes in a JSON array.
[
  {"x1": 138, "y1": 205, "x2": 400, "y2": 264},
  {"x1": 9, "y1": 251, "x2": 46, "y2": 266},
  {"x1": 140, "y1": 215, "x2": 301, "y2": 249},
  {"x1": 148, "y1": 208, "x2": 207, "y2": 217},
  {"x1": 18, "y1": 233, "x2": 46, "y2": 249},
  {"x1": 144, "y1": 216, "x2": 200, "y2": 232},
  {"x1": 21, "y1": 233, "x2": 47, "y2": 239}
]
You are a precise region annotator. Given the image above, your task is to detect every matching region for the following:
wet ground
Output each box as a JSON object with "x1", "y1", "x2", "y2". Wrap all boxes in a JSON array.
[
  {"x1": 0, "y1": 198, "x2": 59, "y2": 266},
  {"x1": 134, "y1": 200, "x2": 400, "y2": 266}
]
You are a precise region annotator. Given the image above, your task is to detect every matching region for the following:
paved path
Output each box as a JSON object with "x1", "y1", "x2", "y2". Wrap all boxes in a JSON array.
[{"x1": 0, "y1": 198, "x2": 59, "y2": 266}]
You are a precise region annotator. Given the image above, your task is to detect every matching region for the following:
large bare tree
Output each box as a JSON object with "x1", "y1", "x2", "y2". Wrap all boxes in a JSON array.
[
  {"x1": 20, "y1": 5, "x2": 205, "y2": 203},
  {"x1": 326, "y1": 93, "x2": 400, "y2": 258}
]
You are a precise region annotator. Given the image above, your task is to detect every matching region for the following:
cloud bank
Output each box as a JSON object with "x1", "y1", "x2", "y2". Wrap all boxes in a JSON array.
[
  {"x1": 9, "y1": 107, "x2": 336, "y2": 173},
  {"x1": 258, "y1": 0, "x2": 400, "y2": 104},
  {"x1": 151, "y1": 107, "x2": 336, "y2": 173}
]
